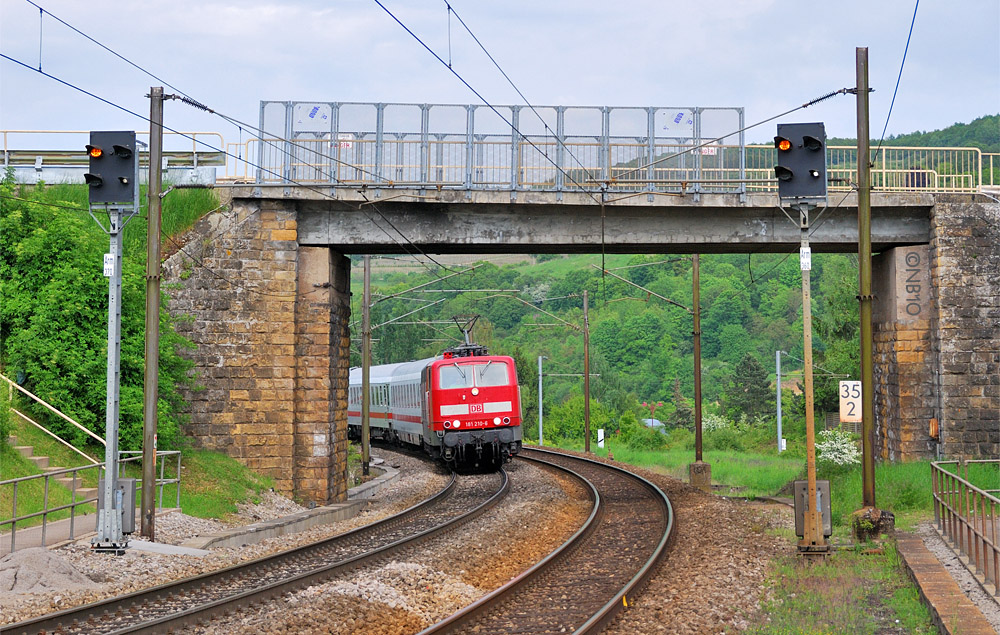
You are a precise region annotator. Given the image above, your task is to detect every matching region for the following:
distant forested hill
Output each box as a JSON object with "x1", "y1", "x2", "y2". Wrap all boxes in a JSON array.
[{"x1": 827, "y1": 114, "x2": 999, "y2": 152}]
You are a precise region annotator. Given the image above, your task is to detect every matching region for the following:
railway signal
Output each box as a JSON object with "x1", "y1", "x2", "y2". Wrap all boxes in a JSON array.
[
  {"x1": 85, "y1": 130, "x2": 137, "y2": 204},
  {"x1": 774, "y1": 122, "x2": 828, "y2": 203}
]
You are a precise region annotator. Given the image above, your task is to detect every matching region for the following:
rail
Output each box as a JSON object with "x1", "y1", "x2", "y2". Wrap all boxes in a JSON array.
[
  {"x1": 2, "y1": 373, "x2": 105, "y2": 447},
  {"x1": 931, "y1": 459, "x2": 1000, "y2": 596},
  {"x1": 1, "y1": 451, "x2": 182, "y2": 553}
]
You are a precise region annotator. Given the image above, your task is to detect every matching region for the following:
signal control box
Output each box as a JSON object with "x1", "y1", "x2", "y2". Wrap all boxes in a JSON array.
[{"x1": 793, "y1": 479, "x2": 832, "y2": 538}]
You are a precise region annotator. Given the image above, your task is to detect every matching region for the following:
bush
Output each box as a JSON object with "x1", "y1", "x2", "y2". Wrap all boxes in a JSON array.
[{"x1": 0, "y1": 178, "x2": 195, "y2": 450}]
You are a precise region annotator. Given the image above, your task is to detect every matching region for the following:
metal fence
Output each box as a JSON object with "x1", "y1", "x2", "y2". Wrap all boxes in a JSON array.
[
  {"x1": 1, "y1": 451, "x2": 181, "y2": 553},
  {"x1": 932, "y1": 459, "x2": 1000, "y2": 595},
  {"x1": 220, "y1": 101, "x2": 989, "y2": 196},
  {"x1": 233, "y1": 101, "x2": 747, "y2": 195}
]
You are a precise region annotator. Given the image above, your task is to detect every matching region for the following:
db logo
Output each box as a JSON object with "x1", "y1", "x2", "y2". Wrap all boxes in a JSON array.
[{"x1": 471, "y1": 403, "x2": 484, "y2": 413}]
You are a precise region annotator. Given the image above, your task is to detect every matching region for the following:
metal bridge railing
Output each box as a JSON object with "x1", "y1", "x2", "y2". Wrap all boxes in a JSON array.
[
  {"x1": 230, "y1": 137, "x2": 984, "y2": 195},
  {"x1": 932, "y1": 459, "x2": 1000, "y2": 596}
]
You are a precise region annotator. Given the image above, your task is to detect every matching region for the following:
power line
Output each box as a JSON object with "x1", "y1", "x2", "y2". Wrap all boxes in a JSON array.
[
  {"x1": 0, "y1": 52, "x2": 454, "y2": 278},
  {"x1": 442, "y1": 1, "x2": 601, "y2": 188},
  {"x1": 373, "y1": 0, "x2": 605, "y2": 206},
  {"x1": 872, "y1": 0, "x2": 920, "y2": 165}
]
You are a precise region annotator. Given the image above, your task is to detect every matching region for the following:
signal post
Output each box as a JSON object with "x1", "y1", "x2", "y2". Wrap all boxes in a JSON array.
[
  {"x1": 774, "y1": 122, "x2": 830, "y2": 554},
  {"x1": 85, "y1": 131, "x2": 140, "y2": 553}
]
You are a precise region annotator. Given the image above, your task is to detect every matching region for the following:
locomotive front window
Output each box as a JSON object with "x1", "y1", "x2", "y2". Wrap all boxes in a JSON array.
[
  {"x1": 438, "y1": 361, "x2": 509, "y2": 389},
  {"x1": 475, "y1": 361, "x2": 509, "y2": 386},
  {"x1": 439, "y1": 364, "x2": 473, "y2": 389}
]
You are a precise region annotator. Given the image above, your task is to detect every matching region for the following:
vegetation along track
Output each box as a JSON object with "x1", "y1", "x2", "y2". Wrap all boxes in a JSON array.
[
  {"x1": 422, "y1": 447, "x2": 674, "y2": 634},
  {"x1": 9, "y1": 468, "x2": 509, "y2": 635}
]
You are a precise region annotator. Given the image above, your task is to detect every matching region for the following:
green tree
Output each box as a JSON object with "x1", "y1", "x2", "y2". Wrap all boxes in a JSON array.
[{"x1": 721, "y1": 353, "x2": 773, "y2": 421}]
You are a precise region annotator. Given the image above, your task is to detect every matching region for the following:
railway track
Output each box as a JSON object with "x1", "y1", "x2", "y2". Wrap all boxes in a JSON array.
[
  {"x1": 421, "y1": 447, "x2": 674, "y2": 634},
  {"x1": 8, "y1": 468, "x2": 508, "y2": 634}
]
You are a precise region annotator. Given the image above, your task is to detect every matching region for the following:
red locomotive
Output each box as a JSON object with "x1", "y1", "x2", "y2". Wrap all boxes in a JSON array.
[{"x1": 347, "y1": 339, "x2": 522, "y2": 470}]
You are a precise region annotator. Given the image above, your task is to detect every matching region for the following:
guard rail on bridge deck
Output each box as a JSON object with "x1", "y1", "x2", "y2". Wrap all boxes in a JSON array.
[{"x1": 216, "y1": 101, "x2": 995, "y2": 197}]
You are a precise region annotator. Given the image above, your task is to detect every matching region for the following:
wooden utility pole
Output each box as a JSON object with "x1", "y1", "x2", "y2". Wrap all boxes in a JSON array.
[
  {"x1": 141, "y1": 87, "x2": 164, "y2": 540},
  {"x1": 693, "y1": 254, "x2": 703, "y2": 461},
  {"x1": 856, "y1": 47, "x2": 877, "y2": 509},
  {"x1": 583, "y1": 289, "x2": 591, "y2": 453},
  {"x1": 798, "y1": 204, "x2": 827, "y2": 552}
]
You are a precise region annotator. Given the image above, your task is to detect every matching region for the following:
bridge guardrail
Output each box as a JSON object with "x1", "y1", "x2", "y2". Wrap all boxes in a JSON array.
[{"x1": 932, "y1": 459, "x2": 1000, "y2": 596}]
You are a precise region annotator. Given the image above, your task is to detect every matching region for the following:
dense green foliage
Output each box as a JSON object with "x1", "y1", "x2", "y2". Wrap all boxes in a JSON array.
[
  {"x1": 827, "y1": 114, "x2": 1000, "y2": 153},
  {"x1": 0, "y1": 174, "x2": 203, "y2": 450},
  {"x1": 353, "y1": 247, "x2": 860, "y2": 455}
]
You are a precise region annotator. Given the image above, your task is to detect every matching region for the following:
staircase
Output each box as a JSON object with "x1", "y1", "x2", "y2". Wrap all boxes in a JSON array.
[{"x1": 8, "y1": 434, "x2": 99, "y2": 501}]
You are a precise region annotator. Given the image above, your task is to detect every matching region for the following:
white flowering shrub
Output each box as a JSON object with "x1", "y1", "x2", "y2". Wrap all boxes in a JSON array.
[
  {"x1": 702, "y1": 412, "x2": 730, "y2": 432},
  {"x1": 816, "y1": 428, "x2": 861, "y2": 466}
]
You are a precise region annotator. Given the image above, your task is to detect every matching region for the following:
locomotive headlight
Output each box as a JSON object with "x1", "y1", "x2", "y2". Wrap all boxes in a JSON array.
[
  {"x1": 471, "y1": 388, "x2": 479, "y2": 396},
  {"x1": 444, "y1": 421, "x2": 452, "y2": 429},
  {"x1": 453, "y1": 420, "x2": 462, "y2": 428},
  {"x1": 493, "y1": 417, "x2": 501, "y2": 425}
]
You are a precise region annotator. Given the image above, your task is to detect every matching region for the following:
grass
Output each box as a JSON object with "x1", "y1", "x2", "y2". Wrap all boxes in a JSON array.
[
  {"x1": 750, "y1": 542, "x2": 936, "y2": 634},
  {"x1": 0, "y1": 443, "x2": 95, "y2": 528},
  {"x1": 149, "y1": 448, "x2": 273, "y2": 519},
  {"x1": 545, "y1": 437, "x2": 942, "y2": 632}
]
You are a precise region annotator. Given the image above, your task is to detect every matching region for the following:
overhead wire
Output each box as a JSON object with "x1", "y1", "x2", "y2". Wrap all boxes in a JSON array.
[
  {"x1": 373, "y1": 0, "x2": 604, "y2": 206},
  {"x1": 0, "y1": 52, "x2": 455, "y2": 277},
  {"x1": 872, "y1": 0, "x2": 920, "y2": 165},
  {"x1": 6, "y1": 1, "x2": 457, "y2": 276}
]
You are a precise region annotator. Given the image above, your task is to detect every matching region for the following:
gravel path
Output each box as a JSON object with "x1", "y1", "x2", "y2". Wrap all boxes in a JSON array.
[{"x1": 4, "y1": 449, "x2": 998, "y2": 633}]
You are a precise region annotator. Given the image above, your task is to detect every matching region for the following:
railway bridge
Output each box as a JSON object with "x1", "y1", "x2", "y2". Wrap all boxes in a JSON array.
[{"x1": 160, "y1": 101, "x2": 999, "y2": 504}]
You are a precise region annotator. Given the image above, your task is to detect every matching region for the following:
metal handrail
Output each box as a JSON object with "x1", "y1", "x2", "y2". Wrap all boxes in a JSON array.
[
  {"x1": 1, "y1": 451, "x2": 182, "y2": 553},
  {"x1": 10, "y1": 407, "x2": 100, "y2": 464},
  {"x1": 1, "y1": 374, "x2": 105, "y2": 446},
  {"x1": 932, "y1": 459, "x2": 1000, "y2": 596}
]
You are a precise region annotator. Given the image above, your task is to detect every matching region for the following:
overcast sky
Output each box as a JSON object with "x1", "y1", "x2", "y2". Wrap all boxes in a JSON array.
[{"x1": 1, "y1": 0, "x2": 997, "y2": 151}]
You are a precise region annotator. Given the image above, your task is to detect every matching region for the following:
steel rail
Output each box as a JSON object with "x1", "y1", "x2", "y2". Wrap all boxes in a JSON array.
[
  {"x1": 420, "y1": 447, "x2": 673, "y2": 635},
  {"x1": 416, "y1": 452, "x2": 601, "y2": 635},
  {"x1": 118, "y1": 468, "x2": 509, "y2": 634},
  {"x1": 10, "y1": 468, "x2": 510, "y2": 635}
]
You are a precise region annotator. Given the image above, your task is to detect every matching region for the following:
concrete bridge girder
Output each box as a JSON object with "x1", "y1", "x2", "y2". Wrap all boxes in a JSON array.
[{"x1": 266, "y1": 187, "x2": 934, "y2": 255}]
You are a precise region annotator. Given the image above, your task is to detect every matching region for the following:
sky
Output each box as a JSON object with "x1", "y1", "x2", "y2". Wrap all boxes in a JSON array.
[{"x1": 1, "y1": 0, "x2": 997, "y2": 153}]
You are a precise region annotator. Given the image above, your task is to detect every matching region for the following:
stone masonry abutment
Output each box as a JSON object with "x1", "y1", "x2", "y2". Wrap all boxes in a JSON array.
[{"x1": 163, "y1": 200, "x2": 350, "y2": 505}]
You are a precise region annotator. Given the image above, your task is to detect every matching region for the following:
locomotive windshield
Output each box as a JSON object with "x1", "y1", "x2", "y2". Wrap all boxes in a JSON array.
[{"x1": 438, "y1": 361, "x2": 509, "y2": 389}]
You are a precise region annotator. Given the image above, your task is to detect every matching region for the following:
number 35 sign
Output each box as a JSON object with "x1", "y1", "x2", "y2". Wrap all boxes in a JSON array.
[{"x1": 839, "y1": 381, "x2": 862, "y2": 423}]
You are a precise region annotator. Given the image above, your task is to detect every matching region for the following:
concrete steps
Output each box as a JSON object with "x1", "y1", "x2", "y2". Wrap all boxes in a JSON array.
[{"x1": 7, "y1": 435, "x2": 99, "y2": 500}]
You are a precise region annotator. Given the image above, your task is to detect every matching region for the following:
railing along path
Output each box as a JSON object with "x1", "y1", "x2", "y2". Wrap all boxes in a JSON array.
[
  {"x1": 932, "y1": 459, "x2": 1000, "y2": 596},
  {"x1": 422, "y1": 447, "x2": 674, "y2": 635},
  {"x1": 8, "y1": 468, "x2": 508, "y2": 635}
]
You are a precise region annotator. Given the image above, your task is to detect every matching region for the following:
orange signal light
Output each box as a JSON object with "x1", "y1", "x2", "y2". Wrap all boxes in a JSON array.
[
  {"x1": 87, "y1": 145, "x2": 103, "y2": 159},
  {"x1": 777, "y1": 138, "x2": 792, "y2": 152}
]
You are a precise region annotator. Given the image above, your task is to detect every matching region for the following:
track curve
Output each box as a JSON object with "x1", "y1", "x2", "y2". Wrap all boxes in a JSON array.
[{"x1": 421, "y1": 447, "x2": 674, "y2": 634}]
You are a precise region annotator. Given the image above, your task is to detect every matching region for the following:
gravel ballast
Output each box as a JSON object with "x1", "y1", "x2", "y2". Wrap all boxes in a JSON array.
[{"x1": 3, "y1": 448, "x2": 998, "y2": 633}]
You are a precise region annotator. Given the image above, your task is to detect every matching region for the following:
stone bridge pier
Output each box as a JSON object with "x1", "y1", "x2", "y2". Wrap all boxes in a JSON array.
[
  {"x1": 164, "y1": 191, "x2": 998, "y2": 503},
  {"x1": 164, "y1": 200, "x2": 351, "y2": 505}
]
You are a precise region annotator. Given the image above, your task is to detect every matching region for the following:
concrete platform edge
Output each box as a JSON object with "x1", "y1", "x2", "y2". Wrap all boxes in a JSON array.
[
  {"x1": 180, "y1": 463, "x2": 399, "y2": 550},
  {"x1": 896, "y1": 532, "x2": 997, "y2": 635}
]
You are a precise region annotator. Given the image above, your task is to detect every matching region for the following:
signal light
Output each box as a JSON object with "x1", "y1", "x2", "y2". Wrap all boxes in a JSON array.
[
  {"x1": 773, "y1": 122, "x2": 828, "y2": 202},
  {"x1": 84, "y1": 131, "x2": 136, "y2": 205}
]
